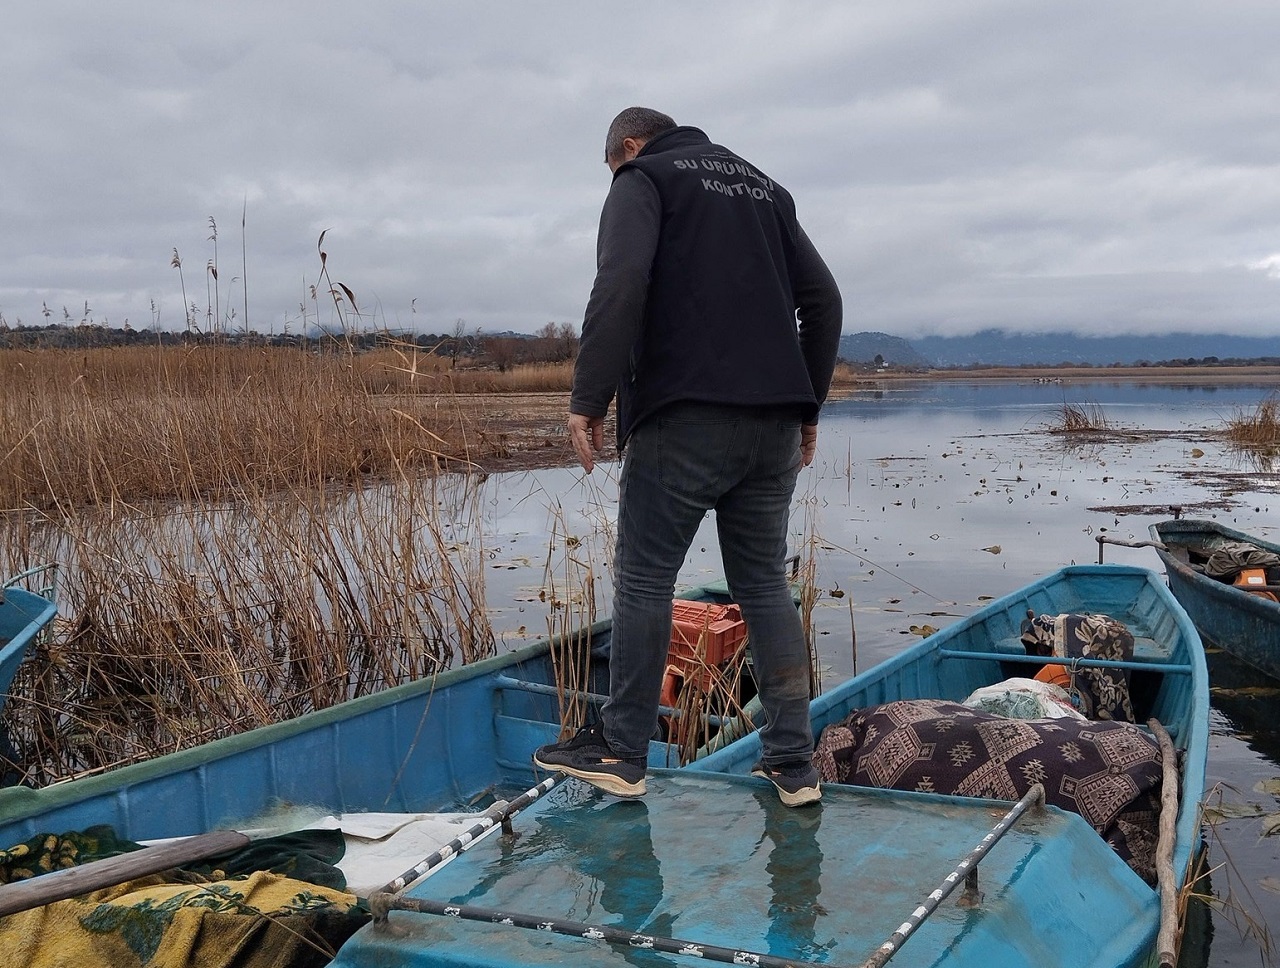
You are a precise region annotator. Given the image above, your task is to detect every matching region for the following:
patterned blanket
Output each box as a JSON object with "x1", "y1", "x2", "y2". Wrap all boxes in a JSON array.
[
  {"x1": 1019, "y1": 612, "x2": 1136, "y2": 722},
  {"x1": 814, "y1": 699, "x2": 1165, "y2": 882}
]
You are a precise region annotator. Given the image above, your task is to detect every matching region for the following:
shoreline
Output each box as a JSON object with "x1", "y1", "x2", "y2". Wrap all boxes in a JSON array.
[
  {"x1": 848, "y1": 365, "x2": 1280, "y2": 385},
  {"x1": 456, "y1": 367, "x2": 1280, "y2": 472}
]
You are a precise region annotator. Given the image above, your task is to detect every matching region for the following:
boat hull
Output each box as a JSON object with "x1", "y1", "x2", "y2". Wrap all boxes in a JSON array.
[
  {"x1": 0, "y1": 584, "x2": 57, "y2": 713},
  {"x1": 1150, "y1": 518, "x2": 1280, "y2": 681},
  {"x1": 0, "y1": 567, "x2": 1208, "y2": 968},
  {"x1": 0, "y1": 585, "x2": 736, "y2": 844},
  {"x1": 331, "y1": 565, "x2": 1207, "y2": 968}
]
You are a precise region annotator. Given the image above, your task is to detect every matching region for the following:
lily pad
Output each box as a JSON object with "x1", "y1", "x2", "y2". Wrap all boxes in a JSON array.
[
  {"x1": 1210, "y1": 686, "x2": 1280, "y2": 699},
  {"x1": 1264, "y1": 813, "x2": 1280, "y2": 837},
  {"x1": 1261, "y1": 877, "x2": 1280, "y2": 896},
  {"x1": 1255, "y1": 778, "x2": 1280, "y2": 797},
  {"x1": 1203, "y1": 800, "x2": 1267, "y2": 823}
]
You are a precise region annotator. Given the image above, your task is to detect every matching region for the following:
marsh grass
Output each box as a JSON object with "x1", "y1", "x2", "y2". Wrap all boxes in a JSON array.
[
  {"x1": 542, "y1": 500, "x2": 606, "y2": 737},
  {"x1": 0, "y1": 343, "x2": 543, "y2": 783},
  {"x1": 0, "y1": 472, "x2": 494, "y2": 784},
  {"x1": 1190, "y1": 786, "x2": 1276, "y2": 961},
  {"x1": 1223, "y1": 394, "x2": 1280, "y2": 456},
  {"x1": 1049, "y1": 400, "x2": 1112, "y2": 434},
  {"x1": 0, "y1": 345, "x2": 574, "y2": 511}
]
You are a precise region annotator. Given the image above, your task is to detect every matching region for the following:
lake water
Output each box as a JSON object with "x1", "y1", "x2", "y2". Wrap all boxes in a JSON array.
[{"x1": 480, "y1": 378, "x2": 1280, "y2": 967}]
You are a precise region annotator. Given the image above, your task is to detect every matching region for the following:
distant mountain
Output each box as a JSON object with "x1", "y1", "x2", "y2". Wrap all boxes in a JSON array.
[
  {"x1": 837, "y1": 332, "x2": 929, "y2": 367},
  {"x1": 904, "y1": 330, "x2": 1280, "y2": 367}
]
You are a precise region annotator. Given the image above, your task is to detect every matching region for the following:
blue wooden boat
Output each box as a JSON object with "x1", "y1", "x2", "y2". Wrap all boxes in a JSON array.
[
  {"x1": 0, "y1": 566, "x2": 1206, "y2": 968},
  {"x1": 0, "y1": 581, "x2": 741, "y2": 842},
  {"x1": 1150, "y1": 518, "x2": 1280, "y2": 681},
  {"x1": 0, "y1": 568, "x2": 58, "y2": 711}
]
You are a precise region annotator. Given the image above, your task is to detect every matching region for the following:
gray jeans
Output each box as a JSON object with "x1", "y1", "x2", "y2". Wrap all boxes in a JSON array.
[{"x1": 602, "y1": 401, "x2": 814, "y2": 765}]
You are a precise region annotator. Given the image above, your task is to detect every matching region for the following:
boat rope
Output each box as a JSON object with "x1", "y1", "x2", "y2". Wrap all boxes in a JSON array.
[
  {"x1": 384, "y1": 895, "x2": 823, "y2": 968},
  {"x1": 856, "y1": 783, "x2": 1047, "y2": 968},
  {"x1": 368, "y1": 774, "x2": 563, "y2": 921},
  {"x1": 1067, "y1": 655, "x2": 1083, "y2": 707}
]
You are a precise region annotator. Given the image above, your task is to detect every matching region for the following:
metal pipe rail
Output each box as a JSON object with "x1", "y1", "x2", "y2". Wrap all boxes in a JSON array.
[
  {"x1": 375, "y1": 785, "x2": 1048, "y2": 968},
  {"x1": 857, "y1": 784, "x2": 1047, "y2": 968},
  {"x1": 368, "y1": 775, "x2": 563, "y2": 922},
  {"x1": 1, "y1": 562, "x2": 59, "y2": 601},
  {"x1": 387, "y1": 896, "x2": 824, "y2": 968}
]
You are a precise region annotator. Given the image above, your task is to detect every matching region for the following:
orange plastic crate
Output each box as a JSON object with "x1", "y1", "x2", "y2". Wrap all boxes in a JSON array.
[
  {"x1": 668, "y1": 600, "x2": 748, "y2": 666},
  {"x1": 1234, "y1": 568, "x2": 1280, "y2": 602}
]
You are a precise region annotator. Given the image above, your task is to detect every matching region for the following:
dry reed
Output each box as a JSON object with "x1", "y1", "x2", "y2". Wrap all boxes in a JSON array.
[
  {"x1": 0, "y1": 342, "x2": 554, "y2": 782},
  {"x1": 0, "y1": 345, "x2": 574, "y2": 511},
  {"x1": 1, "y1": 472, "x2": 494, "y2": 785},
  {"x1": 1223, "y1": 394, "x2": 1280, "y2": 455},
  {"x1": 1049, "y1": 400, "x2": 1112, "y2": 433},
  {"x1": 541, "y1": 501, "x2": 604, "y2": 737}
]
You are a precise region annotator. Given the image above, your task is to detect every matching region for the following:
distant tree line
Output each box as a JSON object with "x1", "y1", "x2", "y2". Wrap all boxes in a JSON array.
[{"x1": 0, "y1": 320, "x2": 580, "y2": 368}]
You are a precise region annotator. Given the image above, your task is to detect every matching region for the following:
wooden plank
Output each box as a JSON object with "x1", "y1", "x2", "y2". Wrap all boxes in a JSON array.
[{"x1": 0, "y1": 829, "x2": 249, "y2": 917}]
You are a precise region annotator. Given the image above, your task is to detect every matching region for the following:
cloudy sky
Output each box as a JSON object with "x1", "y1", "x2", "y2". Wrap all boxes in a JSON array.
[{"x1": 3, "y1": 1, "x2": 1279, "y2": 339}]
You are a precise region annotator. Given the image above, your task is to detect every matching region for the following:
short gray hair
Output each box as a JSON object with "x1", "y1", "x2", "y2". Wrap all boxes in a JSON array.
[{"x1": 604, "y1": 107, "x2": 676, "y2": 162}]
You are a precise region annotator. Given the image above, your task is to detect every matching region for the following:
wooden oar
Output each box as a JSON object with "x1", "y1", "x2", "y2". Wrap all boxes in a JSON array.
[
  {"x1": 1148, "y1": 719, "x2": 1180, "y2": 968},
  {"x1": 1096, "y1": 534, "x2": 1167, "y2": 563},
  {"x1": 0, "y1": 829, "x2": 249, "y2": 917}
]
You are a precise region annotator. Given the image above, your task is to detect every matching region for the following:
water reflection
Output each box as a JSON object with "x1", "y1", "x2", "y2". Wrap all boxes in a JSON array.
[
  {"x1": 751, "y1": 790, "x2": 835, "y2": 960},
  {"x1": 452, "y1": 785, "x2": 673, "y2": 967},
  {"x1": 476, "y1": 378, "x2": 1280, "y2": 967}
]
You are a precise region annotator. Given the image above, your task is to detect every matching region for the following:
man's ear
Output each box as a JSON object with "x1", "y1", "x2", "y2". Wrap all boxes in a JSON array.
[{"x1": 621, "y1": 136, "x2": 646, "y2": 160}]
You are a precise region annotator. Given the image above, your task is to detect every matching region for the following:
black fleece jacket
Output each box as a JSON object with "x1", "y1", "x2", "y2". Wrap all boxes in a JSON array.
[{"x1": 571, "y1": 126, "x2": 843, "y2": 445}]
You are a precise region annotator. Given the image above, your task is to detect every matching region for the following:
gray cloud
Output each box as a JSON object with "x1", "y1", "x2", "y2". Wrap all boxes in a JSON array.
[{"x1": 3, "y1": 1, "x2": 1279, "y2": 338}]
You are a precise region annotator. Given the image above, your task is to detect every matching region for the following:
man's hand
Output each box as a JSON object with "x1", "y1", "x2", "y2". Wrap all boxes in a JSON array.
[
  {"x1": 569, "y1": 413, "x2": 605, "y2": 472},
  {"x1": 800, "y1": 423, "x2": 818, "y2": 467}
]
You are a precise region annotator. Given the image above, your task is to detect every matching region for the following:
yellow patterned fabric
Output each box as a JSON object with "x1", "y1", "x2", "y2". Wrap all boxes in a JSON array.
[
  {"x1": 0, "y1": 868, "x2": 368, "y2": 967},
  {"x1": 0, "y1": 827, "x2": 139, "y2": 884}
]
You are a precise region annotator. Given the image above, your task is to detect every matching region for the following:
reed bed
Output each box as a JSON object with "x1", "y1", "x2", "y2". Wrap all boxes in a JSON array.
[
  {"x1": 0, "y1": 343, "x2": 558, "y2": 782},
  {"x1": 0, "y1": 472, "x2": 494, "y2": 785},
  {"x1": 1049, "y1": 400, "x2": 1112, "y2": 433},
  {"x1": 1223, "y1": 394, "x2": 1280, "y2": 454},
  {"x1": 0, "y1": 342, "x2": 822, "y2": 783},
  {"x1": 0, "y1": 345, "x2": 573, "y2": 510}
]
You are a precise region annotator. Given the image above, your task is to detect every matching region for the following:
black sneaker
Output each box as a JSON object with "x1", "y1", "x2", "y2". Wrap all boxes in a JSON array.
[
  {"x1": 751, "y1": 759, "x2": 822, "y2": 807},
  {"x1": 533, "y1": 723, "x2": 647, "y2": 798}
]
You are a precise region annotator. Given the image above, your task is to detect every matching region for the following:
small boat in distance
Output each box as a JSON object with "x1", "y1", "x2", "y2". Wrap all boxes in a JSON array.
[{"x1": 1150, "y1": 518, "x2": 1280, "y2": 681}]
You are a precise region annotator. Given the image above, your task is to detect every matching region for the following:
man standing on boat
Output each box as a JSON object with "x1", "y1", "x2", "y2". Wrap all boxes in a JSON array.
[{"x1": 534, "y1": 107, "x2": 842, "y2": 806}]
